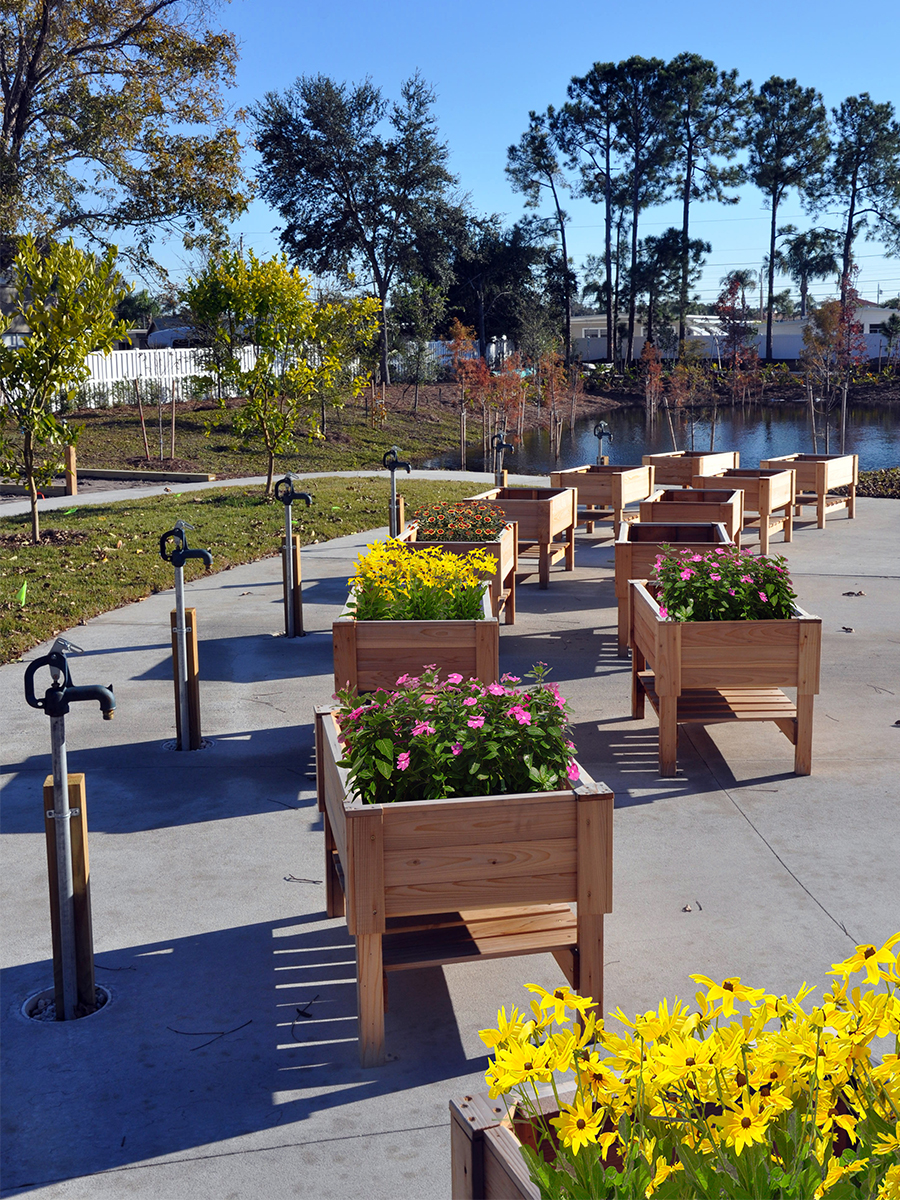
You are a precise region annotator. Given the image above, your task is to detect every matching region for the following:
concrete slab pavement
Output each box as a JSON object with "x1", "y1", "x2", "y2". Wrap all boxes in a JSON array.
[{"x1": 2, "y1": 487, "x2": 899, "y2": 1199}]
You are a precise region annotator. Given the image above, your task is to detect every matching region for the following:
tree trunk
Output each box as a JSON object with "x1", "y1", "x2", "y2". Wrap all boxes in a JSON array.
[
  {"x1": 604, "y1": 149, "x2": 614, "y2": 364},
  {"x1": 678, "y1": 144, "x2": 693, "y2": 355},
  {"x1": 552, "y1": 178, "x2": 572, "y2": 370},
  {"x1": 627, "y1": 175, "x2": 640, "y2": 364},
  {"x1": 266, "y1": 452, "x2": 275, "y2": 496},
  {"x1": 765, "y1": 198, "x2": 777, "y2": 362}
]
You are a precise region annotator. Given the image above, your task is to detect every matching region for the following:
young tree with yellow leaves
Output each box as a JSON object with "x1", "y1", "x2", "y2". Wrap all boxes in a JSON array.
[
  {"x1": 0, "y1": 236, "x2": 129, "y2": 542},
  {"x1": 182, "y1": 252, "x2": 380, "y2": 493}
]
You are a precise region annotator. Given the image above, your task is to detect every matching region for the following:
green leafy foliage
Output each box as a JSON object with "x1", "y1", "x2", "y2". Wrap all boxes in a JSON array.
[
  {"x1": 0, "y1": 236, "x2": 129, "y2": 541},
  {"x1": 335, "y1": 663, "x2": 578, "y2": 805},
  {"x1": 653, "y1": 544, "x2": 798, "y2": 621},
  {"x1": 182, "y1": 251, "x2": 380, "y2": 492},
  {"x1": 0, "y1": 477, "x2": 476, "y2": 663}
]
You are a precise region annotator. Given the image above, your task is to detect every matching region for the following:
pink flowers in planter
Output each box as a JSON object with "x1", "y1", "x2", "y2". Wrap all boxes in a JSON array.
[{"x1": 335, "y1": 664, "x2": 578, "y2": 805}]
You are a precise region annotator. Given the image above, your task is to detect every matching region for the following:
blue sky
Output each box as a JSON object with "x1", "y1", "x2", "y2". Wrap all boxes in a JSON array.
[{"x1": 156, "y1": 0, "x2": 900, "y2": 307}]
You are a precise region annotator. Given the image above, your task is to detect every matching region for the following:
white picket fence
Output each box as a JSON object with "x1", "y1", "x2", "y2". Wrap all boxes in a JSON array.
[{"x1": 84, "y1": 346, "x2": 257, "y2": 384}]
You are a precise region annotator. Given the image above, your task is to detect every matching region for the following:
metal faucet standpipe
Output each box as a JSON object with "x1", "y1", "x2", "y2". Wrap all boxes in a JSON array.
[
  {"x1": 383, "y1": 447, "x2": 411, "y2": 537},
  {"x1": 24, "y1": 640, "x2": 115, "y2": 1020},
  {"x1": 274, "y1": 475, "x2": 312, "y2": 638},
  {"x1": 593, "y1": 421, "x2": 613, "y2": 464},
  {"x1": 159, "y1": 521, "x2": 212, "y2": 750},
  {"x1": 490, "y1": 432, "x2": 514, "y2": 486}
]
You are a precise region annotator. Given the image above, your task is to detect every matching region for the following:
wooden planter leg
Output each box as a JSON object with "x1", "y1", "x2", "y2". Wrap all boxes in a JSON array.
[
  {"x1": 355, "y1": 933, "x2": 385, "y2": 1067},
  {"x1": 658, "y1": 696, "x2": 678, "y2": 777},
  {"x1": 576, "y1": 786, "x2": 613, "y2": 1026},
  {"x1": 565, "y1": 527, "x2": 575, "y2": 571},
  {"x1": 848, "y1": 481, "x2": 856, "y2": 519},
  {"x1": 794, "y1": 694, "x2": 814, "y2": 775},
  {"x1": 618, "y1": 602, "x2": 630, "y2": 659},
  {"x1": 783, "y1": 503, "x2": 793, "y2": 543},
  {"x1": 539, "y1": 543, "x2": 550, "y2": 589},
  {"x1": 323, "y1": 810, "x2": 344, "y2": 919},
  {"x1": 630, "y1": 647, "x2": 645, "y2": 719}
]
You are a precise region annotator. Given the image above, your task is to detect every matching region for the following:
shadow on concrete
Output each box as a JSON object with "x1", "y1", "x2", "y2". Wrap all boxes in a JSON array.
[
  {"x1": 1, "y1": 913, "x2": 480, "y2": 1193},
  {"x1": 1, "y1": 726, "x2": 319, "y2": 835},
  {"x1": 123, "y1": 632, "x2": 335, "y2": 685}
]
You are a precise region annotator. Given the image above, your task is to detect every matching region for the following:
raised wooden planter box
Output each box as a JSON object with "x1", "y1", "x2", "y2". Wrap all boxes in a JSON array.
[
  {"x1": 395, "y1": 521, "x2": 518, "y2": 625},
  {"x1": 641, "y1": 450, "x2": 738, "y2": 487},
  {"x1": 466, "y1": 487, "x2": 577, "y2": 589},
  {"x1": 692, "y1": 468, "x2": 796, "y2": 555},
  {"x1": 333, "y1": 587, "x2": 499, "y2": 694},
  {"x1": 639, "y1": 488, "x2": 743, "y2": 542},
  {"x1": 451, "y1": 1085, "x2": 578, "y2": 1199},
  {"x1": 629, "y1": 580, "x2": 821, "y2": 777},
  {"x1": 614, "y1": 521, "x2": 732, "y2": 657},
  {"x1": 315, "y1": 707, "x2": 614, "y2": 1067},
  {"x1": 759, "y1": 453, "x2": 858, "y2": 528},
  {"x1": 549, "y1": 464, "x2": 655, "y2": 537}
]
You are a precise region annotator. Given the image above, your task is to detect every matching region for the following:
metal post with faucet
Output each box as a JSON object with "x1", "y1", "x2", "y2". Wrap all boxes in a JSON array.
[
  {"x1": 594, "y1": 421, "x2": 613, "y2": 465},
  {"x1": 383, "y1": 447, "x2": 411, "y2": 537},
  {"x1": 490, "y1": 432, "x2": 514, "y2": 486},
  {"x1": 274, "y1": 474, "x2": 312, "y2": 638},
  {"x1": 24, "y1": 639, "x2": 115, "y2": 1020},
  {"x1": 159, "y1": 520, "x2": 212, "y2": 750}
]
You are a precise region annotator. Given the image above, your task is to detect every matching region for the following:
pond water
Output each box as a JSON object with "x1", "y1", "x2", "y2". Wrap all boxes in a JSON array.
[{"x1": 473, "y1": 402, "x2": 900, "y2": 475}]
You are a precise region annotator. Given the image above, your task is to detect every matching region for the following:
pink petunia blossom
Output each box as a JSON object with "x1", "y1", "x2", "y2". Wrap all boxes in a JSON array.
[
  {"x1": 450, "y1": 742, "x2": 463, "y2": 756},
  {"x1": 397, "y1": 751, "x2": 411, "y2": 771},
  {"x1": 467, "y1": 716, "x2": 485, "y2": 728},
  {"x1": 462, "y1": 697, "x2": 477, "y2": 707},
  {"x1": 411, "y1": 721, "x2": 434, "y2": 736},
  {"x1": 680, "y1": 569, "x2": 693, "y2": 580},
  {"x1": 395, "y1": 674, "x2": 411, "y2": 686},
  {"x1": 759, "y1": 592, "x2": 768, "y2": 602},
  {"x1": 658, "y1": 605, "x2": 669, "y2": 619},
  {"x1": 566, "y1": 761, "x2": 580, "y2": 782},
  {"x1": 741, "y1": 575, "x2": 753, "y2": 583},
  {"x1": 691, "y1": 554, "x2": 702, "y2": 562},
  {"x1": 507, "y1": 705, "x2": 531, "y2": 725},
  {"x1": 446, "y1": 673, "x2": 463, "y2": 684},
  {"x1": 710, "y1": 573, "x2": 721, "y2": 581},
  {"x1": 714, "y1": 548, "x2": 725, "y2": 555},
  {"x1": 488, "y1": 682, "x2": 506, "y2": 695}
]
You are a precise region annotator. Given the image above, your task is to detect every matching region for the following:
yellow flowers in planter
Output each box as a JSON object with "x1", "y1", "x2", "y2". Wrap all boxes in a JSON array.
[
  {"x1": 482, "y1": 934, "x2": 900, "y2": 1199},
  {"x1": 348, "y1": 539, "x2": 497, "y2": 620}
]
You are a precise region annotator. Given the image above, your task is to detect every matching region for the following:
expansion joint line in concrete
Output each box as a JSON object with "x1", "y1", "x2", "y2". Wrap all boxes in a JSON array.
[
  {"x1": 683, "y1": 728, "x2": 858, "y2": 947},
  {"x1": 16, "y1": 1121, "x2": 448, "y2": 1189}
]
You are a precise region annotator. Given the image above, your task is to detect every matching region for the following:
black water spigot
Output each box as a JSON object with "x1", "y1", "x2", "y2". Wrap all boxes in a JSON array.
[
  {"x1": 593, "y1": 421, "x2": 613, "y2": 445},
  {"x1": 159, "y1": 520, "x2": 213, "y2": 569},
  {"x1": 383, "y1": 447, "x2": 411, "y2": 474},
  {"x1": 491, "y1": 432, "x2": 514, "y2": 456},
  {"x1": 275, "y1": 476, "x2": 313, "y2": 508},
  {"x1": 24, "y1": 651, "x2": 116, "y2": 720}
]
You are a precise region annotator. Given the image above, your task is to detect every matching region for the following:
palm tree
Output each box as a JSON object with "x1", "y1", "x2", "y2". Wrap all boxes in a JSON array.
[
  {"x1": 720, "y1": 268, "x2": 757, "y2": 312},
  {"x1": 773, "y1": 226, "x2": 840, "y2": 318}
]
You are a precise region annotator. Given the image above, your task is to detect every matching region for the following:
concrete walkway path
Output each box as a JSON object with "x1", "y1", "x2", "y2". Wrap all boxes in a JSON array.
[{"x1": 2, "y1": 490, "x2": 898, "y2": 1199}]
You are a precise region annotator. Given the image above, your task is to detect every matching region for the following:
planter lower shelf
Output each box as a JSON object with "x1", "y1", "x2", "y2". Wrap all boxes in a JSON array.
[
  {"x1": 629, "y1": 580, "x2": 821, "y2": 777},
  {"x1": 465, "y1": 487, "x2": 577, "y2": 589},
  {"x1": 760, "y1": 453, "x2": 858, "y2": 528},
  {"x1": 315, "y1": 707, "x2": 614, "y2": 1066}
]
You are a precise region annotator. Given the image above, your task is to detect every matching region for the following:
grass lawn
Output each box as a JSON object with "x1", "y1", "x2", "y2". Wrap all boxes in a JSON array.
[
  {"x1": 0, "y1": 477, "x2": 477, "y2": 664},
  {"x1": 70, "y1": 389, "x2": 470, "y2": 476}
]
